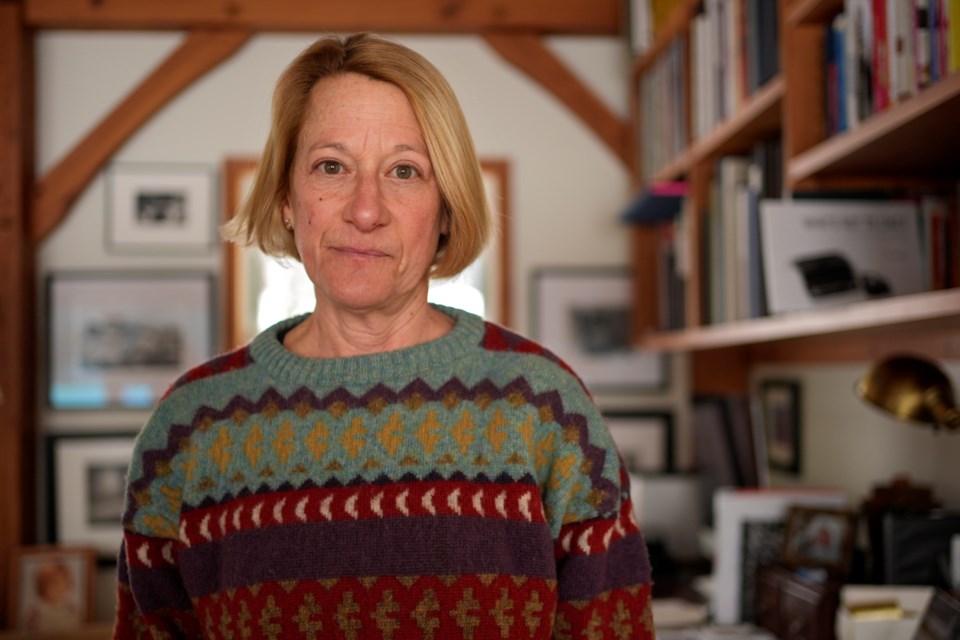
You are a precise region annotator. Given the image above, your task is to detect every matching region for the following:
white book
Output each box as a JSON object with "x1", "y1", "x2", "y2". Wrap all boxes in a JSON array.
[{"x1": 760, "y1": 199, "x2": 924, "y2": 314}]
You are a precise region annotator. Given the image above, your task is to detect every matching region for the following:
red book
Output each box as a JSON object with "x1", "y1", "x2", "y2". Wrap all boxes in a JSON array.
[{"x1": 872, "y1": 0, "x2": 891, "y2": 111}]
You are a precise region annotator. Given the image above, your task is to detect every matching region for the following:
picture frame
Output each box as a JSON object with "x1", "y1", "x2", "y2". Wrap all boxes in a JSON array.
[
  {"x1": 47, "y1": 271, "x2": 216, "y2": 410},
  {"x1": 47, "y1": 434, "x2": 136, "y2": 560},
  {"x1": 604, "y1": 410, "x2": 674, "y2": 474},
  {"x1": 758, "y1": 379, "x2": 802, "y2": 474},
  {"x1": 106, "y1": 162, "x2": 217, "y2": 253},
  {"x1": 7, "y1": 544, "x2": 96, "y2": 632},
  {"x1": 712, "y1": 487, "x2": 848, "y2": 625},
  {"x1": 531, "y1": 268, "x2": 667, "y2": 394},
  {"x1": 782, "y1": 505, "x2": 858, "y2": 576}
]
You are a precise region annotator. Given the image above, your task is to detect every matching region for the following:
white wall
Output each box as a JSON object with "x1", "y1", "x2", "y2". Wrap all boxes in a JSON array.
[{"x1": 754, "y1": 362, "x2": 960, "y2": 508}]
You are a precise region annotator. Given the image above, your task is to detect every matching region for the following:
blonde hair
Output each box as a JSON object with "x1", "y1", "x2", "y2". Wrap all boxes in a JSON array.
[{"x1": 222, "y1": 33, "x2": 490, "y2": 279}]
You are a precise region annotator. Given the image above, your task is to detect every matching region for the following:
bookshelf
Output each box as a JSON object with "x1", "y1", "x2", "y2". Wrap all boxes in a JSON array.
[{"x1": 629, "y1": 0, "x2": 960, "y2": 393}]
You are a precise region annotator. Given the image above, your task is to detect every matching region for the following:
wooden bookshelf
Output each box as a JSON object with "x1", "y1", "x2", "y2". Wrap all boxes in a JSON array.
[
  {"x1": 628, "y1": 0, "x2": 960, "y2": 390},
  {"x1": 789, "y1": 71, "x2": 960, "y2": 186}
]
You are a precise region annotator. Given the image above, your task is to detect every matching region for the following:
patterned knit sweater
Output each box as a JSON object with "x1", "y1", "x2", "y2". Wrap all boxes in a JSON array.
[{"x1": 114, "y1": 306, "x2": 654, "y2": 639}]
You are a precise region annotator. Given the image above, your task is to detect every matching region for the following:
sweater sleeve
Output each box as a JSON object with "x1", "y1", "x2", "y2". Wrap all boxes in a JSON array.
[
  {"x1": 537, "y1": 378, "x2": 656, "y2": 639},
  {"x1": 551, "y1": 463, "x2": 655, "y2": 639},
  {"x1": 113, "y1": 403, "x2": 202, "y2": 639}
]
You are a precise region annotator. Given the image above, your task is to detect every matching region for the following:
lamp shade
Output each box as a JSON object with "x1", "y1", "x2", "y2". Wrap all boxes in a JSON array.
[{"x1": 856, "y1": 354, "x2": 960, "y2": 431}]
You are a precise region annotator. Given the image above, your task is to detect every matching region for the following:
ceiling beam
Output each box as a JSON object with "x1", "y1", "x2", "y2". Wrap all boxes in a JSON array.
[
  {"x1": 24, "y1": 0, "x2": 620, "y2": 35},
  {"x1": 484, "y1": 32, "x2": 630, "y2": 167},
  {"x1": 32, "y1": 29, "x2": 251, "y2": 244}
]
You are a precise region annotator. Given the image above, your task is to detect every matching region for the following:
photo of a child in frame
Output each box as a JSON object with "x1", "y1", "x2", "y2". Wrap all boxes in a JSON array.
[
  {"x1": 9, "y1": 546, "x2": 94, "y2": 632},
  {"x1": 782, "y1": 506, "x2": 857, "y2": 575}
]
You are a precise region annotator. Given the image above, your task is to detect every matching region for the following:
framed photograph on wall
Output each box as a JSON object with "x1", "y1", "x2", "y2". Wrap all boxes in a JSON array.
[
  {"x1": 604, "y1": 411, "x2": 674, "y2": 474},
  {"x1": 47, "y1": 434, "x2": 136, "y2": 560},
  {"x1": 47, "y1": 271, "x2": 216, "y2": 410},
  {"x1": 759, "y1": 379, "x2": 801, "y2": 474},
  {"x1": 106, "y1": 162, "x2": 216, "y2": 253},
  {"x1": 7, "y1": 544, "x2": 96, "y2": 632},
  {"x1": 782, "y1": 505, "x2": 858, "y2": 576},
  {"x1": 531, "y1": 268, "x2": 667, "y2": 394}
]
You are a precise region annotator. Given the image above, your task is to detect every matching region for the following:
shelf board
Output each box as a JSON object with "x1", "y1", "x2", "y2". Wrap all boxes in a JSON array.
[
  {"x1": 689, "y1": 76, "x2": 785, "y2": 163},
  {"x1": 639, "y1": 289, "x2": 960, "y2": 351},
  {"x1": 647, "y1": 76, "x2": 784, "y2": 182},
  {"x1": 786, "y1": 0, "x2": 844, "y2": 27},
  {"x1": 789, "y1": 72, "x2": 960, "y2": 185}
]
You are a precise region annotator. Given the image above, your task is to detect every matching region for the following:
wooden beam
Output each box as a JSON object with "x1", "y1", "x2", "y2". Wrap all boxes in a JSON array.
[
  {"x1": 24, "y1": 0, "x2": 620, "y2": 34},
  {"x1": 32, "y1": 28, "x2": 250, "y2": 244},
  {"x1": 0, "y1": 0, "x2": 35, "y2": 627},
  {"x1": 483, "y1": 32, "x2": 631, "y2": 167}
]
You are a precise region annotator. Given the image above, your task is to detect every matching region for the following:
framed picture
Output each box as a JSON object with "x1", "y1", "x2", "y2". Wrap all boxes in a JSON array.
[
  {"x1": 48, "y1": 434, "x2": 136, "y2": 560},
  {"x1": 106, "y1": 162, "x2": 216, "y2": 253},
  {"x1": 604, "y1": 411, "x2": 673, "y2": 474},
  {"x1": 712, "y1": 487, "x2": 848, "y2": 625},
  {"x1": 531, "y1": 268, "x2": 667, "y2": 394},
  {"x1": 782, "y1": 505, "x2": 858, "y2": 576},
  {"x1": 7, "y1": 544, "x2": 96, "y2": 632},
  {"x1": 759, "y1": 379, "x2": 801, "y2": 474},
  {"x1": 47, "y1": 271, "x2": 216, "y2": 410}
]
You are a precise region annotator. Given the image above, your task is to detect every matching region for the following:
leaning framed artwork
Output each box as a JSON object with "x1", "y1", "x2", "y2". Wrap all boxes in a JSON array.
[
  {"x1": 758, "y1": 379, "x2": 802, "y2": 474},
  {"x1": 604, "y1": 411, "x2": 674, "y2": 474},
  {"x1": 531, "y1": 267, "x2": 666, "y2": 394},
  {"x1": 106, "y1": 162, "x2": 216, "y2": 253},
  {"x1": 782, "y1": 505, "x2": 858, "y2": 576},
  {"x1": 47, "y1": 434, "x2": 136, "y2": 560},
  {"x1": 7, "y1": 544, "x2": 96, "y2": 632},
  {"x1": 46, "y1": 271, "x2": 216, "y2": 410}
]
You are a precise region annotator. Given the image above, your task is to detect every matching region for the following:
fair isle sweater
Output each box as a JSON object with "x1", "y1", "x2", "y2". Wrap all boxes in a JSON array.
[{"x1": 114, "y1": 306, "x2": 654, "y2": 639}]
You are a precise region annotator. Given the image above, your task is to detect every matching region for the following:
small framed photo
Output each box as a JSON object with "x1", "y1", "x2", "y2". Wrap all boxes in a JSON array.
[
  {"x1": 7, "y1": 544, "x2": 96, "y2": 632},
  {"x1": 48, "y1": 434, "x2": 136, "y2": 560},
  {"x1": 531, "y1": 268, "x2": 667, "y2": 394},
  {"x1": 106, "y1": 162, "x2": 216, "y2": 253},
  {"x1": 758, "y1": 379, "x2": 801, "y2": 474},
  {"x1": 604, "y1": 411, "x2": 674, "y2": 474},
  {"x1": 47, "y1": 271, "x2": 216, "y2": 410},
  {"x1": 782, "y1": 505, "x2": 858, "y2": 576}
]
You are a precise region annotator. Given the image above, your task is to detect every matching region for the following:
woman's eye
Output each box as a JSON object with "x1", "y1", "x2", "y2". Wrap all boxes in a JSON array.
[
  {"x1": 319, "y1": 160, "x2": 342, "y2": 175},
  {"x1": 393, "y1": 165, "x2": 418, "y2": 180}
]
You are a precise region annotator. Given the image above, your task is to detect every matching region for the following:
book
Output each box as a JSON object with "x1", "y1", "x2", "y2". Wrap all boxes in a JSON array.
[
  {"x1": 845, "y1": 0, "x2": 875, "y2": 127},
  {"x1": 759, "y1": 199, "x2": 925, "y2": 314}
]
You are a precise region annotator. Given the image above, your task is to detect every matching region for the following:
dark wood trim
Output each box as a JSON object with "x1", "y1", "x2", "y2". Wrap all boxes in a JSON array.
[
  {"x1": 484, "y1": 32, "x2": 631, "y2": 167},
  {"x1": 31, "y1": 29, "x2": 251, "y2": 244},
  {"x1": 24, "y1": 0, "x2": 620, "y2": 34},
  {"x1": 0, "y1": 0, "x2": 35, "y2": 628}
]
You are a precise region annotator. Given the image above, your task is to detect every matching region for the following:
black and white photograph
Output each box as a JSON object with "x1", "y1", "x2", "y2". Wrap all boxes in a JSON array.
[
  {"x1": 759, "y1": 379, "x2": 802, "y2": 474},
  {"x1": 46, "y1": 272, "x2": 215, "y2": 410},
  {"x1": 48, "y1": 435, "x2": 136, "y2": 559},
  {"x1": 604, "y1": 411, "x2": 673, "y2": 474},
  {"x1": 532, "y1": 268, "x2": 667, "y2": 394},
  {"x1": 106, "y1": 163, "x2": 216, "y2": 253}
]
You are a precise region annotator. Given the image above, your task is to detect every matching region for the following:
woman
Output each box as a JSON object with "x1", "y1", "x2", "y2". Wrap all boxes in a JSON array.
[{"x1": 114, "y1": 33, "x2": 654, "y2": 639}]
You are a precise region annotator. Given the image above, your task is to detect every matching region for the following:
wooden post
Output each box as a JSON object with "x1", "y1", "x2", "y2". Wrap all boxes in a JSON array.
[{"x1": 0, "y1": 0, "x2": 36, "y2": 627}]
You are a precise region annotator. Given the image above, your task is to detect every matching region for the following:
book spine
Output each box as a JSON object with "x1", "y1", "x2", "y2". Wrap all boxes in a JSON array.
[
  {"x1": 916, "y1": 0, "x2": 933, "y2": 89},
  {"x1": 873, "y1": 0, "x2": 891, "y2": 111}
]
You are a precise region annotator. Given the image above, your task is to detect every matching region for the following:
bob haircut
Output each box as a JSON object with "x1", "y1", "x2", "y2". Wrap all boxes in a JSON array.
[{"x1": 223, "y1": 33, "x2": 490, "y2": 280}]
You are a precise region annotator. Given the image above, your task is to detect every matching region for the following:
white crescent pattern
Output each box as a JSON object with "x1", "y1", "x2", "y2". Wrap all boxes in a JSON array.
[
  {"x1": 447, "y1": 488, "x2": 461, "y2": 514},
  {"x1": 422, "y1": 488, "x2": 436, "y2": 515},
  {"x1": 518, "y1": 492, "x2": 532, "y2": 521},
  {"x1": 295, "y1": 497, "x2": 309, "y2": 522},
  {"x1": 397, "y1": 490, "x2": 410, "y2": 516},
  {"x1": 472, "y1": 490, "x2": 484, "y2": 516},
  {"x1": 137, "y1": 543, "x2": 152, "y2": 568},
  {"x1": 273, "y1": 498, "x2": 286, "y2": 524},
  {"x1": 320, "y1": 495, "x2": 334, "y2": 521},
  {"x1": 345, "y1": 494, "x2": 360, "y2": 519}
]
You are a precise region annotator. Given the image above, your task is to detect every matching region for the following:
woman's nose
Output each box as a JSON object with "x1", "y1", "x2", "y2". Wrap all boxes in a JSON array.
[{"x1": 344, "y1": 172, "x2": 386, "y2": 231}]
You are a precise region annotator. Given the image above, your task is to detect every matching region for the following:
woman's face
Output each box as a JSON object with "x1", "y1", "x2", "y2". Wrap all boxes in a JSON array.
[{"x1": 283, "y1": 72, "x2": 446, "y2": 315}]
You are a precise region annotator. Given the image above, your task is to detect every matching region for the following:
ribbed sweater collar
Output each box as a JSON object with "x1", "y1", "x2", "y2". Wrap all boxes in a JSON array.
[{"x1": 248, "y1": 305, "x2": 484, "y2": 386}]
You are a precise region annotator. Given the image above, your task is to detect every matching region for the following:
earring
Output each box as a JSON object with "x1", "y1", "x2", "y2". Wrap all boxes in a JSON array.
[{"x1": 283, "y1": 218, "x2": 293, "y2": 230}]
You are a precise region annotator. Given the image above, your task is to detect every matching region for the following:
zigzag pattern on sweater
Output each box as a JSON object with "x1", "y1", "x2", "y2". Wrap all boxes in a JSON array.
[{"x1": 126, "y1": 376, "x2": 620, "y2": 529}]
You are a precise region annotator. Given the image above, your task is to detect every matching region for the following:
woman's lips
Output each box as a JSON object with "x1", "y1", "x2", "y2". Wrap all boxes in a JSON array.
[{"x1": 333, "y1": 245, "x2": 389, "y2": 258}]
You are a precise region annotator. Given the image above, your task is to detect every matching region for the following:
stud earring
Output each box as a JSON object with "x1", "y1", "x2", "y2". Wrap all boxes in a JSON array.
[{"x1": 283, "y1": 218, "x2": 293, "y2": 230}]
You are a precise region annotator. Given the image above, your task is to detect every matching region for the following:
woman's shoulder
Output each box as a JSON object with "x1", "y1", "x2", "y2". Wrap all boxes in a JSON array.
[
  {"x1": 160, "y1": 344, "x2": 256, "y2": 403},
  {"x1": 477, "y1": 321, "x2": 589, "y2": 392}
]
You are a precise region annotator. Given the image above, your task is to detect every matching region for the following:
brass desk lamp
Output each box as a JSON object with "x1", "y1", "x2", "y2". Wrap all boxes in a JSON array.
[{"x1": 856, "y1": 354, "x2": 960, "y2": 431}]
